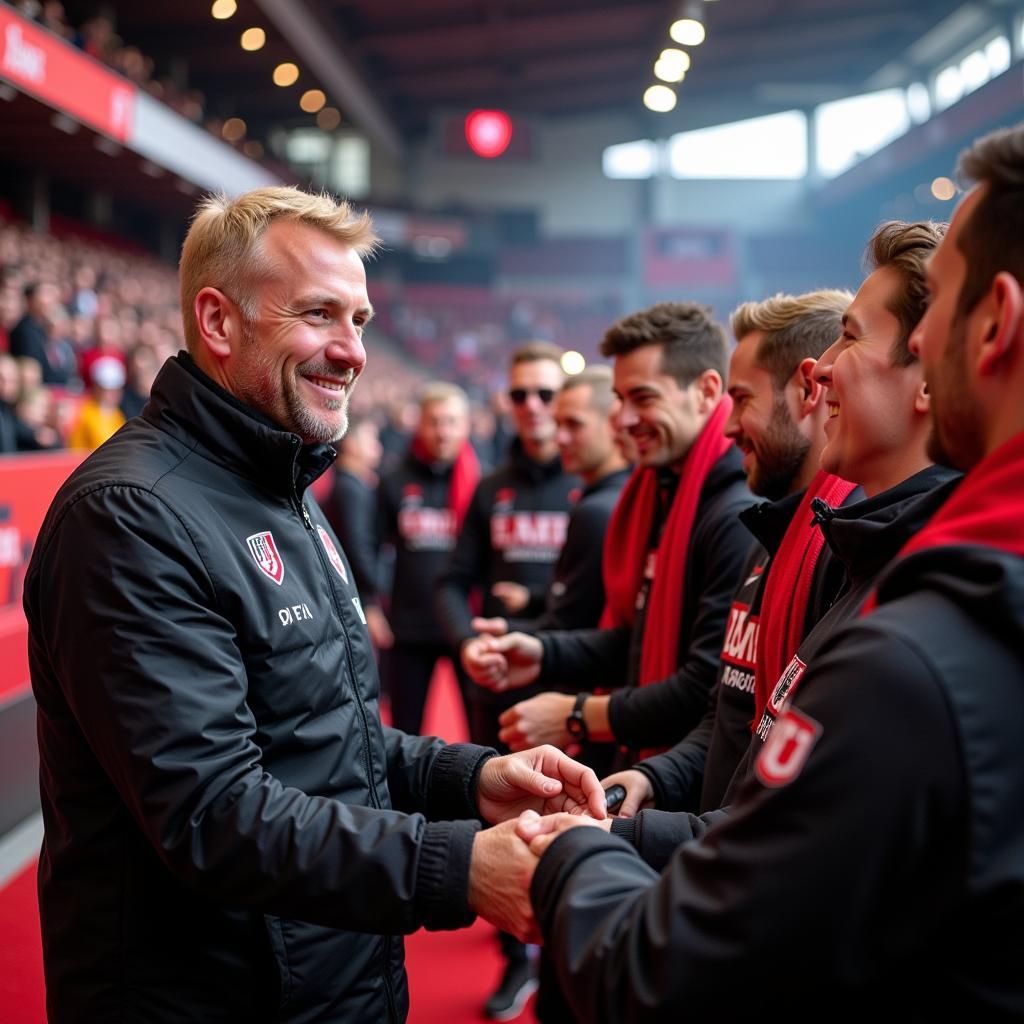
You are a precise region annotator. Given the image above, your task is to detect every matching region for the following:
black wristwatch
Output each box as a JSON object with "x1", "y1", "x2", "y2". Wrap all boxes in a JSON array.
[{"x1": 566, "y1": 692, "x2": 591, "y2": 741}]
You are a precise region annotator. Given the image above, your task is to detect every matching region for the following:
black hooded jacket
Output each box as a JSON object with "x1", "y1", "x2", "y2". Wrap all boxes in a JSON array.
[
  {"x1": 631, "y1": 484, "x2": 857, "y2": 817},
  {"x1": 611, "y1": 463, "x2": 958, "y2": 868},
  {"x1": 531, "y1": 472, "x2": 1024, "y2": 1020},
  {"x1": 24, "y1": 355, "x2": 492, "y2": 1024}
]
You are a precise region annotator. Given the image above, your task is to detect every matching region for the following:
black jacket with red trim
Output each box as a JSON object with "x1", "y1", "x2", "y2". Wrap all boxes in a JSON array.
[
  {"x1": 610, "y1": 464, "x2": 957, "y2": 866},
  {"x1": 24, "y1": 354, "x2": 493, "y2": 1024},
  {"x1": 737, "y1": 463, "x2": 959, "y2": 770},
  {"x1": 531, "y1": 483, "x2": 1024, "y2": 1020},
  {"x1": 632, "y1": 485, "x2": 858, "y2": 816}
]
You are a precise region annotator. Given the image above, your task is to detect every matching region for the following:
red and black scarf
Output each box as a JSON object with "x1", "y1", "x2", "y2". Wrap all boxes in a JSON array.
[
  {"x1": 862, "y1": 431, "x2": 1024, "y2": 614},
  {"x1": 601, "y1": 397, "x2": 733, "y2": 686},
  {"x1": 411, "y1": 437, "x2": 481, "y2": 533},
  {"x1": 754, "y1": 470, "x2": 856, "y2": 725}
]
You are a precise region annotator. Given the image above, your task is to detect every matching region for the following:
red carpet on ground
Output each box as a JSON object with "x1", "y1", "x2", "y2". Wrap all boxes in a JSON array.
[{"x1": 0, "y1": 660, "x2": 537, "y2": 1023}]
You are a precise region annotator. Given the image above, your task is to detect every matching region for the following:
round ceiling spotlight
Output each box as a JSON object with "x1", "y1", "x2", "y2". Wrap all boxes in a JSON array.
[
  {"x1": 211, "y1": 0, "x2": 237, "y2": 19},
  {"x1": 273, "y1": 62, "x2": 300, "y2": 87},
  {"x1": 300, "y1": 89, "x2": 327, "y2": 113},
  {"x1": 643, "y1": 84, "x2": 677, "y2": 112},
  {"x1": 561, "y1": 351, "x2": 586, "y2": 375},
  {"x1": 464, "y1": 109, "x2": 513, "y2": 158},
  {"x1": 317, "y1": 107, "x2": 342, "y2": 131},
  {"x1": 670, "y1": 18, "x2": 705, "y2": 46},
  {"x1": 222, "y1": 117, "x2": 246, "y2": 142},
  {"x1": 654, "y1": 51, "x2": 688, "y2": 83},
  {"x1": 931, "y1": 177, "x2": 957, "y2": 201},
  {"x1": 240, "y1": 27, "x2": 265, "y2": 51},
  {"x1": 659, "y1": 48, "x2": 690, "y2": 74}
]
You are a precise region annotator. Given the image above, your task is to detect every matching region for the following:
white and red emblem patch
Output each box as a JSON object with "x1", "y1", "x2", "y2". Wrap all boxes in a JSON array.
[
  {"x1": 246, "y1": 531, "x2": 285, "y2": 586},
  {"x1": 316, "y1": 525, "x2": 349, "y2": 584},
  {"x1": 769, "y1": 655, "x2": 807, "y2": 716},
  {"x1": 755, "y1": 706, "x2": 822, "y2": 788}
]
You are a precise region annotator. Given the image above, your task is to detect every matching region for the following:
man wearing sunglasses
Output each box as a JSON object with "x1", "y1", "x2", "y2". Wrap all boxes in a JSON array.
[{"x1": 435, "y1": 339, "x2": 580, "y2": 1018}]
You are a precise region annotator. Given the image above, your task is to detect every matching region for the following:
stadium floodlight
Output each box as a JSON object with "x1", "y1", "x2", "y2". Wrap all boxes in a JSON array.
[{"x1": 644, "y1": 85, "x2": 677, "y2": 113}]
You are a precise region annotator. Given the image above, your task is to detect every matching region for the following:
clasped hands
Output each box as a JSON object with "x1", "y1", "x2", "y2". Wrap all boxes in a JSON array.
[
  {"x1": 469, "y1": 745, "x2": 611, "y2": 943},
  {"x1": 461, "y1": 626, "x2": 596, "y2": 751}
]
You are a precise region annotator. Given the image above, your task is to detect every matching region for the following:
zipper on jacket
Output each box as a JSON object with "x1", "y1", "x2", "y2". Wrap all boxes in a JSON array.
[
  {"x1": 296, "y1": 496, "x2": 400, "y2": 1022},
  {"x1": 810, "y1": 496, "x2": 837, "y2": 526},
  {"x1": 294, "y1": 494, "x2": 383, "y2": 812}
]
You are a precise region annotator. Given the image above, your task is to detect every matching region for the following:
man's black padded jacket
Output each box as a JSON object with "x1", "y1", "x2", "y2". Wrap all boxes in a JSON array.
[{"x1": 24, "y1": 354, "x2": 492, "y2": 1024}]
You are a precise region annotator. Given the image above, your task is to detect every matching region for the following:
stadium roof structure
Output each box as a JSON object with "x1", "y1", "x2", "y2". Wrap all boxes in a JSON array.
[{"x1": 77, "y1": 0, "x2": 972, "y2": 156}]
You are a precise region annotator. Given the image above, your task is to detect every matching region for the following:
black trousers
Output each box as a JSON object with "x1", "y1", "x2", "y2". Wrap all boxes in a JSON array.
[{"x1": 381, "y1": 641, "x2": 451, "y2": 735}]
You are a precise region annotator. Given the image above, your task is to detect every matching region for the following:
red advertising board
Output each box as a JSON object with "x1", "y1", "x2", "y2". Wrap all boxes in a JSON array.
[
  {"x1": 0, "y1": 7, "x2": 135, "y2": 141},
  {"x1": 0, "y1": 451, "x2": 84, "y2": 703}
]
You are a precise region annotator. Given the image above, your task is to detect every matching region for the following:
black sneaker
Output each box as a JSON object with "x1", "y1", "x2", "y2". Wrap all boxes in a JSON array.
[{"x1": 483, "y1": 957, "x2": 538, "y2": 1021}]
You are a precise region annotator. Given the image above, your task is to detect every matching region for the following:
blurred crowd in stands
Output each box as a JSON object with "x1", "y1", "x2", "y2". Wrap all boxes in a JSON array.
[
  {"x1": 12, "y1": 2, "x2": 208, "y2": 122},
  {"x1": 0, "y1": 213, "x2": 525, "y2": 465}
]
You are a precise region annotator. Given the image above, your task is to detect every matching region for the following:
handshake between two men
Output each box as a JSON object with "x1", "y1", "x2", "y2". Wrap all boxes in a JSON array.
[{"x1": 469, "y1": 743, "x2": 614, "y2": 943}]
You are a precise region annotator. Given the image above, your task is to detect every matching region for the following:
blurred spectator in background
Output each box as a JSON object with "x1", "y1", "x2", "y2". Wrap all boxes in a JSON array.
[
  {"x1": 378, "y1": 396, "x2": 419, "y2": 472},
  {"x1": 376, "y1": 382, "x2": 479, "y2": 734},
  {"x1": 0, "y1": 282, "x2": 24, "y2": 351},
  {"x1": 16, "y1": 354, "x2": 43, "y2": 397},
  {"x1": 68, "y1": 356, "x2": 125, "y2": 451},
  {"x1": 10, "y1": 282, "x2": 70, "y2": 384},
  {"x1": 16, "y1": 385, "x2": 61, "y2": 449},
  {"x1": 0, "y1": 352, "x2": 57, "y2": 451},
  {"x1": 80, "y1": 314, "x2": 126, "y2": 387}
]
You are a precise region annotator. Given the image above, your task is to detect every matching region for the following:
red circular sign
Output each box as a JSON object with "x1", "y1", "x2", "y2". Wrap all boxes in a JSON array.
[{"x1": 465, "y1": 109, "x2": 513, "y2": 158}]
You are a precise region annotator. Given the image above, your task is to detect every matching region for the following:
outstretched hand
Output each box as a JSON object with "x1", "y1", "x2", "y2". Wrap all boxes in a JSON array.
[{"x1": 476, "y1": 745, "x2": 607, "y2": 823}]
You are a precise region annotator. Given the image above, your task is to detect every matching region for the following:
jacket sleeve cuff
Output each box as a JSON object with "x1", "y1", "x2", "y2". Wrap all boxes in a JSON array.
[
  {"x1": 416, "y1": 819, "x2": 481, "y2": 931},
  {"x1": 530, "y1": 828, "x2": 639, "y2": 935},
  {"x1": 426, "y1": 742, "x2": 497, "y2": 822},
  {"x1": 609, "y1": 816, "x2": 639, "y2": 847}
]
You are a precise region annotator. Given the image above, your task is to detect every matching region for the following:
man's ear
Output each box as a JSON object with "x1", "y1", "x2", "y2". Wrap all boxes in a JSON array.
[
  {"x1": 976, "y1": 271, "x2": 1024, "y2": 378},
  {"x1": 694, "y1": 368, "x2": 723, "y2": 412},
  {"x1": 913, "y1": 375, "x2": 930, "y2": 415},
  {"x1": 791, "y1": 357, "x2": 823, "y2": 419},
  {"x1": 193, "y1": 287, "x2": 239, "y2": 361}
]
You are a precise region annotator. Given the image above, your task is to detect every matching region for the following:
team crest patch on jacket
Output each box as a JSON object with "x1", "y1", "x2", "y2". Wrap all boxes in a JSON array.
[
  {"x1": 755, "y1": 706, "x2": 821, "y2": 788},
  {"x1": 316, "y1": 525, "x2": 349, "y2": 584},
  {"x1": 246, "y1": 531, "x2": 285, "y2": 585}
]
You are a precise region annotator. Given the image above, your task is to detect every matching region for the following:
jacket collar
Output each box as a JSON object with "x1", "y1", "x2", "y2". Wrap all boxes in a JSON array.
[
  {"x1": 739, "y1": 489, "x2": 807, "y2": 555},
  {"x1": 143, "y1": 353, "x2": 337, "y2": 498},
  {"x1": 583, "y1": 465, "x2": 631, "y2": 499},
  {"x1": 812, "y1": 464, "x2": 961, "y2": 583},
  {"x1": 507, "y1": 437, "x2": 565, "y2": 483}
]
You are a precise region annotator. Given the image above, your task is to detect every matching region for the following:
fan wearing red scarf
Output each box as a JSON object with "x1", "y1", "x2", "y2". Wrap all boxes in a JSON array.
[
  {"x1": 600, "y1": 288, "x2": 856, "y2": 819},
  {"x1": 504, "y1": 125, "x2": 1024, "y2": 1020},
  {"x1": 471, "y1": 303, "x2": 756, "y2": 766},
  {"x1": 375, "y1": 382, "x2": 479, "y2": 735}
]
